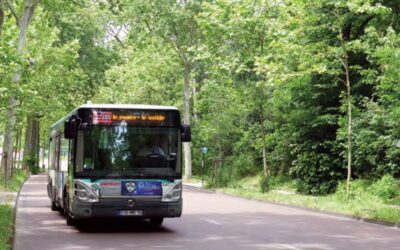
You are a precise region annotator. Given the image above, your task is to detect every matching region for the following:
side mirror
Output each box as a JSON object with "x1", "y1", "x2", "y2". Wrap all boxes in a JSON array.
[
  {"x1": 181, "y1": 125, "x2": 191, "y2": 142},
  {"x1": 64, "y1": 120, "x2": 76, "y2": 139},
  {"x1": 64, "y1": 116, "x2": 81, "y2": 139}
]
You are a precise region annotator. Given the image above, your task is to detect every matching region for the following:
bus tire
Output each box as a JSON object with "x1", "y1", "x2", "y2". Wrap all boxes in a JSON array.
[
  {"x1": 149, "y1": 217, "x2": 164, "y2": 226},
  {"x1": 51, "y1": 201, "x2": 58, "y2": 211},
  {"x1": 66, "y1": 213, "x2": 76, "y2": 226},
  {"x1": 64, "y1": 193, "x2": 76, "y2": 226}
]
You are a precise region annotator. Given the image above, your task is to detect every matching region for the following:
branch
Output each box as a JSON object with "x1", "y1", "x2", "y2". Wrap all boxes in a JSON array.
[
  {"x1": 28, "y1": 0, "x2": 41, "y2": 7},
  {"x1": 6, "y1": 0, "x2": 19, "y2": 26},
  {"x1": 107, "y1": 26, "x2": 126, "y2": 48},
  {"x1": 354, "y1": 15, "x2": 375, "y2": 38}
]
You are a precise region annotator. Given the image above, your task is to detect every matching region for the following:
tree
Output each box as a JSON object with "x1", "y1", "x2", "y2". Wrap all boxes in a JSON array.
[
  {"x1": 122, "y1": 0, "x2": 203, "y2": 178},
  {"x1": 2, "y1": 0, "x2": 41, "y2": 177}
]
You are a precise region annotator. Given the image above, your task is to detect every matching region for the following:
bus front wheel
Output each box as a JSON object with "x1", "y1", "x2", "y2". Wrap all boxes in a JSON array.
[
  {"x1": 51, "y1": 201, "x2": 58, "y2": 211},
  {"x1": 149, "y1": 217, "x2": 164, "y2": 226},
  {"x1": 64, "y1": 194, "x2": 77, "y2": 226}
]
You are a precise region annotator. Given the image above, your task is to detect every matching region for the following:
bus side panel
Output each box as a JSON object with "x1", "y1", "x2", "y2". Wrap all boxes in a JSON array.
[
  {"x1": 47, "y1": 136, "x2": 56, "y2": 201},
  {"x1": 47, "y1": 169, "x2": 55, "y2": 199}
]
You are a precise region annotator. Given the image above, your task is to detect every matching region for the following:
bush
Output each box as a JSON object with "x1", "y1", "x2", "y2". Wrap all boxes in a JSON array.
[
  {"x1": 291, "y1": 144, "x2": 344, "y2": 195},
  {"x1": 369, "y1": 175, "x2": 400, "y2": 201},
  {"x1": 207, "y1": 165, "x2": 231, "y2": 188},
  {"x1": 259, "y1": 175, "x2": 270, "y2": 193},
  {"x1": 23, "y1": 155, "x2": 40, "y2": 174},
  {"x1": 335, "y1": 179, "x2": 371, "y2": 202}
]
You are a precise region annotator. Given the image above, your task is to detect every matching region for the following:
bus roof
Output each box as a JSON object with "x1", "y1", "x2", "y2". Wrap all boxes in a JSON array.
[
  {"x1": 79, "y1": 104, "x2": 179, "y2": 110},
  {"x1": 51, "y1": 104, "x2": 179, "y2": 129}
]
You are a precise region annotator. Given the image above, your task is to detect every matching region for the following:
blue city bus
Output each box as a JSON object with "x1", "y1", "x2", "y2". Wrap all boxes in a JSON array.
[{"x1": 47, "y1": 104, "x2": 191, "y2": 226}]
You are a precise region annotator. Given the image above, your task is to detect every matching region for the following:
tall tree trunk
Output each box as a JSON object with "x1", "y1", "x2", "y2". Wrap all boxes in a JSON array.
[
  {"x1": 41, "y1": 131, "x2": 46, "y2": 168},
  {"x1": 12, "y1": 124, "x2": 21, "y2": 175},
  {"x1": 23, "y1": 115, "x2": 39, "y2": 170},
  {"x1": 183, "y1": 63, "x2": 192, "y2": 179},
  {"x1": 344, "y1": 57, "x2": 352, "y2": 195},
  {"x1": 260, "y1": 103, "x2": 268, "y2": 177},
  {"x1": 1, "y1": 0, "x2": 40, "y2": 177},
  {"x1": 192, "y1": 79, "x2": 198, "y2": 120},
  {"x1": 23, "y1": 116, "x2": 33, "y2": 171},
  {"x1": 17, "y1": 127, "x2": 23, "y2": 169},
  {"x1": 2, "y1": 97, "x2": 18, "y2": 178},
  {"x1": 34, "y1": 118, "x2": 40, "y2": 161},
  {"x1": 16, "y1": 125, "x2": 22, "y2": 169}
]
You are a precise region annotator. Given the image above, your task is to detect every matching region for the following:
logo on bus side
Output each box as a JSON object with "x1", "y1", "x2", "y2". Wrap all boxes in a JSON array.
[{"x1": 126, "y1": 182, "x2": 136, "y2": 193}]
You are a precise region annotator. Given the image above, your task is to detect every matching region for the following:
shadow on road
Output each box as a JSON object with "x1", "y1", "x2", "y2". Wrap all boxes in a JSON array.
[{"x1": 76, "y1": 218, "x2": 175, "y2": 234}]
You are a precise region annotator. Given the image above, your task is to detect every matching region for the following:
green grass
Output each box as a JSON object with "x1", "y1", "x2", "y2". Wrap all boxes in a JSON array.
[
  {"x1": 0, "y1": 169, "x2": 28, "y2": 192},
  {"x1": 0, "y1": 205, "x2": 13, "y2": 250},
  {"x1": 0, "y1": 169, "x2": 28, "y2": 250},
  {"x1": 217, "y1": 175, "x2": 400, "y2": 224}
]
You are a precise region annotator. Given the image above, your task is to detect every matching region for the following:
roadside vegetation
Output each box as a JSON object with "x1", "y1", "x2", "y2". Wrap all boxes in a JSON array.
[
  {"x1": 0, "y1": 170, "x2": 28, "y2": 250},
  {"x1": 0, "y1": 170, "x2": 28, "y2": 192},
  {"x1": 210, "y1": 174, "x2": 400, "y2": 223},
  {"x1": 0, "y1": 205, "x2": 13, "y2": 250}
]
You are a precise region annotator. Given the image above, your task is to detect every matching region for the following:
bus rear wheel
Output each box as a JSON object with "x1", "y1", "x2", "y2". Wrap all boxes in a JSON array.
[{"x1": 149, "y1": 217, "x2": 164, "y2": 226}]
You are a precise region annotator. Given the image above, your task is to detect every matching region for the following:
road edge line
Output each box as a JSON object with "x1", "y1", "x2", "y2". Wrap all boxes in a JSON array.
[{"x1": 183, "y1": 184, "x2": 215, "y2": 194}]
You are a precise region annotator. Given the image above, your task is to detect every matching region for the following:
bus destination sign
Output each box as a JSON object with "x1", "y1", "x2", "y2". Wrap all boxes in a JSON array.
[{"x1": 92, "y1": 110, "x2": 167, "y2": 125}]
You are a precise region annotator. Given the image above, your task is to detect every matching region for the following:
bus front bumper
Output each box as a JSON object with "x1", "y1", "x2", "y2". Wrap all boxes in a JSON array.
[{"x1": 71, "y1": 197, "x2": 182, "y2": 219}]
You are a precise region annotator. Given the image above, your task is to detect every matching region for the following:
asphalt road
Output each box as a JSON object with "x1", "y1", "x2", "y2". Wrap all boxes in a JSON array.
[{"x1": 14, "y1": 175, "x2": 400, "y2": 250}]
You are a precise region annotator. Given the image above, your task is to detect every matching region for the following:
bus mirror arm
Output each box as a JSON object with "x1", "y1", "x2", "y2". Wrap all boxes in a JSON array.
[{"x1": 181, "y1": 125, "x2": 191, "y2": 142}]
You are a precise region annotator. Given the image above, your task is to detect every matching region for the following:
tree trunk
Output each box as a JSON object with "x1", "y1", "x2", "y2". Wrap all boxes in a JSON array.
[
  {"x1": 1, "y1": 0, "x2": 40, "y2": 177},
  {"x1": 192, "y1": 79, "x2": 198, "y2": 120},
  {"x1": 16, "y1": 126, "x2": 22, "y2": 169},
  {"x1": 17, "y1": 127, "x2": 23, "y2": 169},
  {"x1": 183, "y1": 63, "x2": 192, "y2": 179},
  {"x1": 2, "y1": 97, "x2": 18, "y2": 178},
  {"x1": 23, "y1": 116, "x2": 33, "y2": 170},
  {"x1": 344, "y1": 57, "x2": 352, "y2": 195},
  {"x1": 260, "y1": 103, "x2": 268, "y2": 177},
  {"x1": 41, "y1": 131, "x2": 46, "y2": 168},
  {"x1": 23, "y1": 115, "x2": 39, "y2": 170},
  {"x1": 34, "y1": 118, "x2": 40, "y2": 162},
  {"x1": 12, "y1": 125, "x2": 21, "y2": 175}
]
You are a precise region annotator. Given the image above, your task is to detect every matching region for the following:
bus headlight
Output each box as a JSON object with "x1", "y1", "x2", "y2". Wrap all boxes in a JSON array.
[
  {"x1": 162, "y1": 182, "x2": 182, "y2": 202},
  {"x1": 75, "y1": 181, "x2": 99, "y2": 203}
]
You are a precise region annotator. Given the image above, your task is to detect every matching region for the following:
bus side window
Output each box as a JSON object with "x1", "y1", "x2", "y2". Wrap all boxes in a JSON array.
[
  {"x1": 76, "y1": 131, "x2": 84, "y2": 172},
  {"x1": 48, "y1": 138, "x2": 54, "y2": 170},
  {"x1": 60, "y1": 138, "x2": 69, "y2": 172},
  {"x1": 55, "y1": 136, "x2": 61, "y2": 171}
]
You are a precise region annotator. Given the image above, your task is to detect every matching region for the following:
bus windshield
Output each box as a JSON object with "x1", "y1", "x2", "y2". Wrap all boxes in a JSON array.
[{"x1": 75, "y1": 124, "x2": 181, "y2": 179}]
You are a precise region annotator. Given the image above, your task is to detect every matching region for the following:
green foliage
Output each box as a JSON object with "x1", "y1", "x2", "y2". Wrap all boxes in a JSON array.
[
  {"x1": 369, "y1": 175, "x2": 400, "y2": 202},
  {"x1": 259, "y1": 175, "x2": 270, "y2": 193},
  {"x1": 220, "y1": 176, "x2": 400, "y2": 223},
  {"x1": 1, "y1": 0, "x2": 400, "y2": 202},
  {"x1": 335, "y1": 179, "x2": 372, "y2": 202},
  {"x1": 23, "y1": 155, "x2": 40, "y2": 175},
  {"x1": 0, "y1": 205, "x2": 13, "y2": 250},
  {"x1": 0, "y1": 169, "x2": 28, "y2": 192},
  {"x1": 334, "y1": 175, "x2": 400, "y2": 204}
]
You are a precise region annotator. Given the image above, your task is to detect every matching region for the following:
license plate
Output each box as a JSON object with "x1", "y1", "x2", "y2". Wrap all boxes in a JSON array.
[{"x1": 118, "y1": 210, "x2": 143, "y2": 216}]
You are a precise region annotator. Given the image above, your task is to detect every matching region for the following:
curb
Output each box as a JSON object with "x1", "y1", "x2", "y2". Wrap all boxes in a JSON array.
[
  {"x1": 184, "y1": 184, "x2": 400, "y2": 230},
  {"x1": 12, "y1": 175, "x2": 29, "y2": 250},
  {"x1": 183, "y1": 184, "x2": 215, "y2": 194}
]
